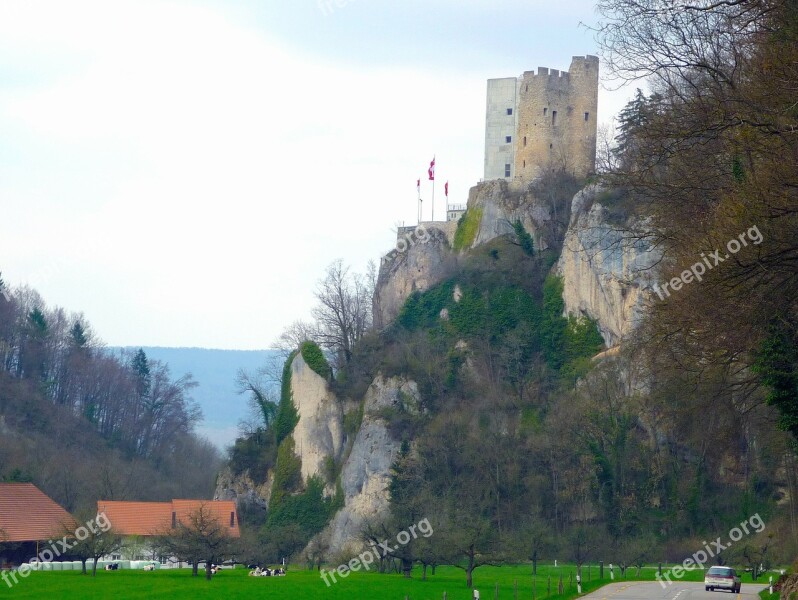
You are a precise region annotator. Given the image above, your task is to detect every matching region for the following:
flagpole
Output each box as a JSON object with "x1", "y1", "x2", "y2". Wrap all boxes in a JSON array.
[
  {"x1": 431, "y1": 156, "x2": 436, "y2": 222},
  {"x1": 417, "y1": 181, "x2": 421, "y2": 224}
]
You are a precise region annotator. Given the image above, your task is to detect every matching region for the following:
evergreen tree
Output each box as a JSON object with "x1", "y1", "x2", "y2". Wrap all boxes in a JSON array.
[{"x1": 131, "y1": 348, "x2": 151, "y2": 399}]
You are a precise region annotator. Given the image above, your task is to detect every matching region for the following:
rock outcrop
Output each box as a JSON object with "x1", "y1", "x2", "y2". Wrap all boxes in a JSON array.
[
  {"x1": 323, "y1": 375, "x2": 418, "y2": 552},
  {"x1": 290, "y1": 353, "x2": 345, "y2": 482},
  {"x1": 214, "y1": 467, "x2": 273, "y2": 509},
  {"x1": 556, "y1": 186, "x2": 661, "y2": 346},
  {"x1": 373, "y1": 226, "x2": 455, "y2": 330},
  {"x1": 466, "y1": 179, "x2": 553, "y2": 251}
]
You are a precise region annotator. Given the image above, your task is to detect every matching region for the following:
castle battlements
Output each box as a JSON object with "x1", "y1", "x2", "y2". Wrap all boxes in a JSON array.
[{"x1": 484, "y1": 55, "x2": 599, "y2": 182}]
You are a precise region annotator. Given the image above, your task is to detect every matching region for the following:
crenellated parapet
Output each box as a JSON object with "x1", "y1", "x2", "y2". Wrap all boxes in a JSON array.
[{"x1": 484, "y1": 55, "x2": 599, "y2": 183}]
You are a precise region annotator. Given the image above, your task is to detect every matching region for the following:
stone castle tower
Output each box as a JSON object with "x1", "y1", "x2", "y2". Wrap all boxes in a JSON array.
[{"x1": 484, "y1": 55, "x2": 599, "y2": 182}]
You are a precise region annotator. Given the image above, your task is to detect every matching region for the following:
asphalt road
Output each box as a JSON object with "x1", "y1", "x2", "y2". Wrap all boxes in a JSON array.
[{"x1": 581, "y1": 581, "x2": 766, "y2": 599}]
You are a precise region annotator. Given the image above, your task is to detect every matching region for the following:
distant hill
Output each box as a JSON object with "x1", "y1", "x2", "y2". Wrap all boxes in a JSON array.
[{"x1": 115, "y1": 347, "x2": 281, "y2": 449}]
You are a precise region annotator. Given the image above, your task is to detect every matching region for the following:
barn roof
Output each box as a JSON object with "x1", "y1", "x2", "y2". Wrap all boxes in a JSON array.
[
  {"x1": 96, "y1": 499, "x2": 240, "y2": 538},
  {"x1": 0, "y1": 483, "x2": 76, "y2": 542}
]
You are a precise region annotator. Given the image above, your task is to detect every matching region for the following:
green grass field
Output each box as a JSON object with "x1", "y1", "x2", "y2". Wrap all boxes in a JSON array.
[{"x1": 0, "y1": 563, "x2": 773, "y2": 600}]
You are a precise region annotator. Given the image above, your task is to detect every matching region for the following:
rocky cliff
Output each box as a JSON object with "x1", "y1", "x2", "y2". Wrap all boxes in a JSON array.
[
  {"x1": 374, "y1": 178, "x2": 656, "y2": 345},
  {"x1": 217, "y1": 179, "x2": 660, "y2": 555},
  {"x1": 373, "y1": 226, "x2": 455, "y2": 330},
  {"x1": 289, "y1": 353, "x2": 344, "y2": 482},
  {"x1": 556, "y1": 186, "x2": 661, "y2": 346},
  {"x1": 466, "y1": 179, "x2": 554, "y2": 250},
  {"x1": 323, "y1": 376, "x2": 418, "y2": 551}
]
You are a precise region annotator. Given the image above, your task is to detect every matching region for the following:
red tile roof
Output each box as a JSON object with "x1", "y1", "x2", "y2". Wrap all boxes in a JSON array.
[
  {"x1": 0, "y1": 483, "x2": 76, "y2": 542},
  {"x1": 96, "y1": 499, "x2": 240, "y2": 538}
]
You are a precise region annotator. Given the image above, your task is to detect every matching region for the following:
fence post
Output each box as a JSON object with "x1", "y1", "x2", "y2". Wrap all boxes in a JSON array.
[
  {"x1": 558, "y1": 574, "x2": 563, "y2": 594},
  {"x1": 600, "y1": 561, "x2": 604, "y2": 580},
  {"x1": 443, "y1": 593, "x2": 447, "y2": 600},
  {"x1": 514, "y1": 578, "x2": 518, "y2": 600},
  {"x1": 547, "y1": 575, "x2": 551, "y2": 597},
  {"x1": 495, "y1": 582, "x2": 499, "y2": 599}
]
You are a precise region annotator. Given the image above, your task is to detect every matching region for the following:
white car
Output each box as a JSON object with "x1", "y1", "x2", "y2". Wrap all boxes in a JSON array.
[{"x1": 705, "y1": 566, "x2": 741, "y2": 593}]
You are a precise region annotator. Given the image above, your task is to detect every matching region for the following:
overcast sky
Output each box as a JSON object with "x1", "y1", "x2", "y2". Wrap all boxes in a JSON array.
[{"x1": 0, "y1": 0, "x2": 635, "y2": 350}]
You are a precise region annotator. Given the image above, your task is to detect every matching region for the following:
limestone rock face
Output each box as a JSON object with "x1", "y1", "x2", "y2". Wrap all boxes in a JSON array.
[
  {"x1": 373, "y1": 227, "x2": 455, "y2": 330},
  {"x1": 556, "y1": 186, "x2": 661, "y2": 345},
  {"x1": 467, "y1": 179, "x2": 554, "y2": 251},
  {"x1": 324, "y1": 375, "x2": 418, "y2": 552},
  {"x1": 214, "y1": 467, "x2": 272, "y2": 510},
  {"x1": 290, "y1": 353, "x2": 345, "y2": 482}
]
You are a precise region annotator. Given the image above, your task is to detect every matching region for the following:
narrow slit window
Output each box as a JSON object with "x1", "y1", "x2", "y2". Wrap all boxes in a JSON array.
[
  {"x1": 523, "y1": 136, "x2": 527, "y2": 146},
  {"x1": 504, "y1": 163, "x2": 511, "y2": 178},
  {"x1": 543, "y1": 107, "x2": 547, "y2": 116},
  {"x1": 584, "y1": 112, "x2": 589, "y2": 121},
  {"x1": 552, "y1": 110, "x2": 558, "y2": 126}
]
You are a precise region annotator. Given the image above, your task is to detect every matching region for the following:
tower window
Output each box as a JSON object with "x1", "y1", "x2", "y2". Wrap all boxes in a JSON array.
[
  {"x1": 504, "y1": 163, "x2": 511, "y2": 178},
  {"x1": 523, "y1": 136, "x2": 527, "y2": 147},
  {"x1": 543, "y1": 107, "x2": 547, "y2": 116},
  {"x1": 505, "y1": 135, "x2": 512, "y2": 143},
  {"x1": 506, "y1": 108, "x2": 513, "y2": 116},
  {"x1": 523, "y1": 160, "x2": 526, "y2": 168},
  {"x1": 552, "y1": 110, "x2": 558, "y2": 126},
  {"x1": 585, "y1": 112, "x2": 589, "y2": 121}
]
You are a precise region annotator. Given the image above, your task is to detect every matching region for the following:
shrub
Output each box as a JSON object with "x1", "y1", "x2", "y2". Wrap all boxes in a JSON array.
[
  {"x1": 269, "y1": 436, "x2": 302, "y2": 508},
  {"x1": 513, "y1": 219, "x2": 535, "y2": 256},
  {"x1": 273, "y1": 351, "x2": 300, "y2": 445},
  {"x1": 453, "y1": 207, "x2": 483, "y2": 251},
  {"x1": 300, "y1": 340, "x2": 331, "y2": 379}
]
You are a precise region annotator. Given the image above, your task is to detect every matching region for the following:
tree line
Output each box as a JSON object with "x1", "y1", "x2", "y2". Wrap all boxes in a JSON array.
[{"x1": 0, "y1": 274, "x2": 219, "y2": 511}]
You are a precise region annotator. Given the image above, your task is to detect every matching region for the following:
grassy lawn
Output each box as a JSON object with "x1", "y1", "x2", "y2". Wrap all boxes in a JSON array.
[{"x1": 0, "y1": 563, "x2": 775, "y2": 600}]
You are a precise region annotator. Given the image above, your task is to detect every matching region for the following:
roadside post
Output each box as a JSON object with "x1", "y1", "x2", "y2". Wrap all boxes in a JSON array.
[{"x1": 576, "y1": 574, "x2": 582, "y2": 594}]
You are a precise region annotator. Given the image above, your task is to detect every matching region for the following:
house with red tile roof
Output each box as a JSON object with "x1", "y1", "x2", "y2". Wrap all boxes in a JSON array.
[
  {"x1": 0, "y1": 483, "x2": 76, "y2": 567},
  {"x1": 96, "y1": 499, "x2": 239, "y2": 567}
]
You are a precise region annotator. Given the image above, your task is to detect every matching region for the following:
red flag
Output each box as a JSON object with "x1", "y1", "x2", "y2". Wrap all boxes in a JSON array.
[
  {"x1": 445, "y1": 181, "x2": 449, "y2": 197},
  {"x1": 428, "y1": 157, "x2": 435, "y2": 181}
]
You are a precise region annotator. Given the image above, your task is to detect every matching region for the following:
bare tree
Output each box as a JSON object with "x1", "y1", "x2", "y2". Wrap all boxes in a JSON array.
[
  {"x1": 62, "y1": 512, "x2": 123, "y2": 577},
  {"x1": 274, "y1": 320, "x2": 317, "y2": 355},
  {"x1": 235, "y1": 369, "x2": 278, "y2": 428},
  {"x1": 152, "y1": 503, "x2": 238, "y2": 580},
  {"x1": 311, "y1": 259, "x2": 373, "y2": 368},
  {"x1": 595, "y1": 121, "x2": 619, "y2": 174}
]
